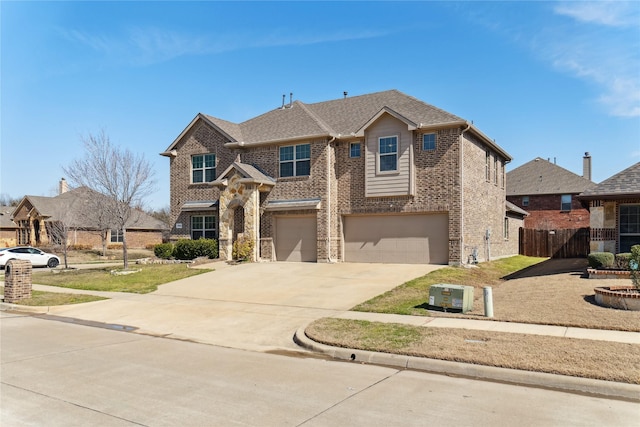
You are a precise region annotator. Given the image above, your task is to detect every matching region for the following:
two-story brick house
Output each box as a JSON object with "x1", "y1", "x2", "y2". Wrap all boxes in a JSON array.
[
  {"x1": 506, "y1": 155, "x2": 595, "y2": 229},
  {"x1": 162, "y1": 90, "x2": 518, "y2": 264}
]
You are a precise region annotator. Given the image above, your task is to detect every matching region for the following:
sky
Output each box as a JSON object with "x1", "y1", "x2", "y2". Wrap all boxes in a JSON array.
[{"x1": 1, "y1": 1, "x2": 639, "y2": 210}]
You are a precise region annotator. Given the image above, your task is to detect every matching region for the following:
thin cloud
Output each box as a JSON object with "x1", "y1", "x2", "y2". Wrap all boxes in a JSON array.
[
  {"x1": 554, "y1": 1, "x2": 639, "y2": 27},
  {"x1": 546, "y1": 1, "x2": 640, "y2": 117},
  {"x1": 59, "y1": 26, "x2": 387, "y2": 66}
]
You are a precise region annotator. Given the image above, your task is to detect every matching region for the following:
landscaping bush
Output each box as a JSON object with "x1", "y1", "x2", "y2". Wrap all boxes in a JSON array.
[
  {"x1": 587, "y1": 252, "x2": 615, "y2": 269},
  {"x1": 631, "y1": 245, "x2": 640, "y2": 290},
  {"x1": 232, "y1": 235, "x2": 254, "y2": 261},
  {"x1": 615, "y1": 253, "x2": 631, "y2": 270},
  {"x1": 154, "y1": 243, "x2": 174, "y2": 259},
  {"x1": 173, "y1": 238, "x2": 218, "y2": 260}
]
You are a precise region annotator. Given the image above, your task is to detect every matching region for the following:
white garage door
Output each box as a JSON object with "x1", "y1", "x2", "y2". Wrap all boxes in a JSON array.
[
  {"x1": 343, "y1": 214, "x2": 448, "y2": 264},
  {"x1": 275, "y1": 216, "x2": 317, "y2": 262}
]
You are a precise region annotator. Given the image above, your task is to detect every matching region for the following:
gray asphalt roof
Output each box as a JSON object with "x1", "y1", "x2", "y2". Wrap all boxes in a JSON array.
[
  {"x1": 579, "y1": 162, "x2": 640, "y2": 199},
  {"x1": 0, "y1": 206, "x2": 17, "y2": 229},
  {"x1": 14, "y1": 188, "x2": 167, "y2": 230},
  {"x1": 506, "y1": 157, "x2": 595, "y2": 196}
]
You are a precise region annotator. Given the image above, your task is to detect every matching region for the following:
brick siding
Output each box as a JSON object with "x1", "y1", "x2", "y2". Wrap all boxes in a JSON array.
[
  {"x1": 169, "y1": 115, "x2": 515, "y2": 264},
  {"x1": 506, "y1": 194, "x2": 590, "y2": 229}
]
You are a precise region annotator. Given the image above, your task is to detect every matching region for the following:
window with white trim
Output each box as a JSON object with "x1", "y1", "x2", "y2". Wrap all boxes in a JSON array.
[
  {"x1": 422, "y1": 133, "x2": 436, "y2": 151},
  {"x1": 280, "y1": 144, "x2": 311, "y2": 177},
  {"x1": 110, "y1": 229, "x2": 123, "y2": 243},
  {"x1": 378, "y1": 136, "x2": 398, "y2": 172},
  {"x1": 485, "y1": 151, "x2": 491, "y2": 181},
  {"x1": 561, "y1": 194, "x2": 572, "y2": 211},
  {"x1": 504, "y1": 217, "x2": 509, "y2": 239},
  {"x1": 192, "y1": 154, "x2": 216, "y2": 183},
  {"x1": 191, "y1": 215, "x2": 217, "y2": 240},
  {"x1": 620, "y1": 204, "x2": 640, "y2": 253},
  {"x1": 350, "y1": 142, "x2": 361, "y2": 158}
]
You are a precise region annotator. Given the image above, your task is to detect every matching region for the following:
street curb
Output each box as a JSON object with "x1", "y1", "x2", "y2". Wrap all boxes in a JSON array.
[
  {"x1": 294, "y1": 323, "x2": 640, "y2": 402},
  {"x1": 0, "y1": 302, "x2": 51, "y2": 314}
]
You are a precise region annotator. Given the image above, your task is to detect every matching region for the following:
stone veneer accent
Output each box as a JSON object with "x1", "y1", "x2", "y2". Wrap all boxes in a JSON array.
[
  {"x1": 218, "y1": 172, "x2": 260, "y2": 261},
  {"x1": 4, "y1": 259, "x2": 32, "y2": 303}
]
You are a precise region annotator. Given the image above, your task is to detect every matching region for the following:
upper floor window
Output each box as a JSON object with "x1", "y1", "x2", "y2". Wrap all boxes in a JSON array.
[
  {"x1": 191, "y1": 215, "x2": 216, "y2": 240},
  {"x1": 192, "y1": 154, "x2": 216, "y2": 183},
  {"x1": 110, "y1": 229, "x2": 123, "y2": 243},
  {"x1": 522, "y1": 196, "x2": 529, "y2": 207},
  {"x1": 422, "y1": 133, "x2": 436, "y2": 151},
  {"x1": 561, "y1": 194, "x2": 572, "y2": 211},
  {"x1": 280, "y1": 143, "x2": 310, "y2": 177},
  {"x1": 350, "y1": 142, "x2": 361, "y2": 158},
  {"x1": 493, "y1": 157, "x2": 498, "y2": 185},
  {"x1": 378, "y1": 136, "x2": 398, "y2": 172},
  {"x1": 485, "y1": 151, "x2": 491, "y2": 181}
]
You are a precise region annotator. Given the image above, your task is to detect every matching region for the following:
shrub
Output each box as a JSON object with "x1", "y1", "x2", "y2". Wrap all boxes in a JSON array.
[
  {"x1": 173, "y1": 238, "x2": 218, "y2": 260},
  {"x1": 615, "y1": 253, "x2": 631, "y2": 270},
  {"x1": 631, "y1": 245, "x2": 640, "y2": 290},
  {"x1": 587, "y1": 252, "x2": 615, "y2": 269},
  {"x1": 232, "y1": 236, "x2": 255, "y2": 261},
  {"x1": 154, "y1": 243, "x2": 174, "y2": 259}
]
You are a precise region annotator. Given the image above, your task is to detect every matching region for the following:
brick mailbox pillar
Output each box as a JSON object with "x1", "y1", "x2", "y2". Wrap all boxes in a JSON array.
[{"x1": 4, "y1": 259, "x2": 33, "y2": 303}]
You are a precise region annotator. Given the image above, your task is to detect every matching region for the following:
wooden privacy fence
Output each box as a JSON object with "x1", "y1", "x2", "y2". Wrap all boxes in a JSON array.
[{"x1": 519, "y1": 228, "x2": 589, "y2": 258}]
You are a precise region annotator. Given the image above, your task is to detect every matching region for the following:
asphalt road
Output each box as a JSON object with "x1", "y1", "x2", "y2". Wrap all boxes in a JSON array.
[{"x1": 2, "y1": 311, "x2": 637, "y2": 427}]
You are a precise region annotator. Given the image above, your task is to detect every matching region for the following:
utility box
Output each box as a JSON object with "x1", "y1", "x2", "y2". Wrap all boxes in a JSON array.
[{"x1": 428, "y1": 284, "x2": 474, "y2": 313}]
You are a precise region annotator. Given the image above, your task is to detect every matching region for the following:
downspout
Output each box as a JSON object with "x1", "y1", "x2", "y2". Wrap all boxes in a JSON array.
[
  {"x1": 326, "y1": 136, "x2": 336, "y2": 262},
  {"x1": 459, "y1": 122, "x2": 471, "y2": 265}
]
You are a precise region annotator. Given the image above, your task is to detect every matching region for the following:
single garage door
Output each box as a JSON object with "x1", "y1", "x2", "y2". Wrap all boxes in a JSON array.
[
  {"x1": 343, "y1": 214, "x2": 448, "y2": 264},
  {"x1": 275, "y1": 216, "x2": 317, "y2": 262}
]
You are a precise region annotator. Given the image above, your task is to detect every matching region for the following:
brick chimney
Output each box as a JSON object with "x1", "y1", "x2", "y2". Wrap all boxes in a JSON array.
[
  {"x1": 582, "y1": 152, "x2": 592, "y2": 181},
  {"x1": 59, "y1": 178, "x2": 68, "y2": 195}
]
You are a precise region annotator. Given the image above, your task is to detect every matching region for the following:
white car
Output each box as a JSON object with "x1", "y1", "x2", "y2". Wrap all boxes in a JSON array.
[{"x1": 0, "y1": 246, "x2": 60, "y2": 268}]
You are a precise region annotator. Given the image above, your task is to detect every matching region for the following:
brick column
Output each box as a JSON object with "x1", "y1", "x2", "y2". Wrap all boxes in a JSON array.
[{"x1": 4, "y1": 259, "x2": 32, "y2": 303}]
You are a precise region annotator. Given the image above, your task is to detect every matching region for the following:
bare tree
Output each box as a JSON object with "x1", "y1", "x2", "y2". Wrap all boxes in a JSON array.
[{"x1": 63, "y1": 130, "x2": 156, "y2": 269}]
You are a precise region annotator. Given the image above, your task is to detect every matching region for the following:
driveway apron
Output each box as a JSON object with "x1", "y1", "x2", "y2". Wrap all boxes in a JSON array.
[{"x1": 44, "y1": 262, "x2": 442, "y2": 352}]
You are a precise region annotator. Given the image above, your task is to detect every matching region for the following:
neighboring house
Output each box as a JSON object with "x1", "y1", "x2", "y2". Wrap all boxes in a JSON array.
[
  {"x1": 11, "y1": 183, "x2": 167, "y2": 249},
  {"x1": 506, "y1": 154, "x2": 595, "y2": 229},
  {"x1": 578, "y1": 162, "x2": 640, "y2": 254},
  {"x1": 163, "y1": 89, "x2": 520, "y2": 265},
  {"x1": 0, "y1": 206, "x2": 18, "y2": 247}
]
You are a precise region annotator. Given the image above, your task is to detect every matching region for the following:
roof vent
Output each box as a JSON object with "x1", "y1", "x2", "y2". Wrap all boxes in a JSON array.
[{"x1": 343, "y1": 91, "x2": 348, "y2": 99}]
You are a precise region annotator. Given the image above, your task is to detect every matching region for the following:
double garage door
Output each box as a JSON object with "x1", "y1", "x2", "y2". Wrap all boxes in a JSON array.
[
  {"x1": 343, "y1": 214, "x2": 449, "y2": 264},
  {"x1": 275, "y1": 213, "x2": 448, "y2": 264}
]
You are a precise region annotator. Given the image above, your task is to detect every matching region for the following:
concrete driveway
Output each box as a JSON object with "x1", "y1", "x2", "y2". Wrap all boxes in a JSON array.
[{"x1": 42, "y1": 261, "x2": 442, "y2": 352}]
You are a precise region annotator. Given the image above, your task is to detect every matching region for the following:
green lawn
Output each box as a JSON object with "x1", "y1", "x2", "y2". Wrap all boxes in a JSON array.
[
  {"x1": 29, "y1": 264, "x2": 213, "y2": 294},
  {"x1": 353, "y1": 255, "x2": 545, "y2": 315},
  {"x1": 1, "y1": 286, "x2": 107, "y2": 306}
]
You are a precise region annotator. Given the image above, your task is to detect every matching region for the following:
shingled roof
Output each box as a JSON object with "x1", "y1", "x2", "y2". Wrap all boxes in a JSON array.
[
  {"x1": 579, "y1": 162, "x2": 640, "y2": 200},
  {"x1": 12, "y1": 187, "x2": 167, "y2": 230},
  {"x1": 507, "y1": 157, "x2": 595, "y2": 196},
  {"x1": 163, "y1": 89, "x2": 511, "y2": 160},
  {"x1": 0, "y1": 206, "x2": 17, "y2": 229}
]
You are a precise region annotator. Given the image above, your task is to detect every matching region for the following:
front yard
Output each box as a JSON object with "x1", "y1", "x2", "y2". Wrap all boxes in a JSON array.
[{"x1": 307, "y1": 256, "x2": 640, "y2": 384}]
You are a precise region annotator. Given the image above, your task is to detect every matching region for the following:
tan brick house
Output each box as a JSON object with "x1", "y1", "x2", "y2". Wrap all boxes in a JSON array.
[
  {"x1": 578, "y1": 161, "x2": 640, "y2": 254},
  {"x1": 11, "y1": 185, "x2": 167, "y2": 249},
  {"x1": 163, "y1": 90, "x2": 519, "y2": 264},
  {"x1": 507, "y1": 154, "x2": 595, "y2": 229}
]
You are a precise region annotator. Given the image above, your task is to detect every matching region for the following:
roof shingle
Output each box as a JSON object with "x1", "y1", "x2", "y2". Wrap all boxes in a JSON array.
[{"x1": 507, "y1": 157, "x2": 595, "y2": 196}]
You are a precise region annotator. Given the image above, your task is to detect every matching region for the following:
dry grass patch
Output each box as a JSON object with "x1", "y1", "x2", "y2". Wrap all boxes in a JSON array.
[
  {"x1": 307, "y1": 318, "x2": 640, "y2": 384},
  {"x1": 354, "y1": 256, "x2": 640, "y2": 332},
  {"x1": 1, "y1": 286, "x2": 106, "y2": 306}
]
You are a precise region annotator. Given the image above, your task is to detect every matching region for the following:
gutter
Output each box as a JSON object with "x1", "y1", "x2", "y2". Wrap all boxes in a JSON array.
[
  {"x1": 225, "y1": 133, "x2": 335, "y2": 149},
  {"x1": 326, "y1": 136, "x2": 336, "y2": 262},
  {"x1": 460, "y1": 122, "x2": 471, "y2": 265}
]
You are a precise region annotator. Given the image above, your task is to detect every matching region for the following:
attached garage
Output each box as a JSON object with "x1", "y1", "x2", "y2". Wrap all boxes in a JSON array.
[
  {"x1": 275, "y1": 216, "x2": 317, "y2": 262},
  {"x1": 343, "y1": 214, "x2": 449, "y2": 264}
]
